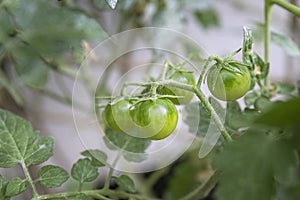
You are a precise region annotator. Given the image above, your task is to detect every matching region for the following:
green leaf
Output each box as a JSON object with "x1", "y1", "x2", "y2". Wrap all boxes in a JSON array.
[
  {"x1": 255, "y1": 97, "x2": 300, "y2": 128},
  {"x1": 273, "y1": 83, "x2": 295, "y2": 96},
  {"x1": 81, "y1": 149, "x2": 107, "y2": 167},
  {"x1": 271, "y1": 31, "x2": 300, "y2": 57},
  {"x1": 214, "y1": 131, "x2": 298, "y2": 200},
  {"x1": 0, "y1": 109, "x2": 39, "y2": 168},
  {"x1": 115, "y1": 175, "x2": 136, "y2": 193},
  {"x1": 11, "y1": 45, "x2": 48, "y2": 88},
  {"x1": 244, "y1": 91, "x2": 259, "y2": 107},
  {"x1": 71, "y1": 158, "x2": 98, "y2": 183},
  {"x1": 254, "y1": 96, "x2": 274, "y2": 113},
  {"x1": 24, "y1": 136, "x2": 54, "y2": 166},
  {"x1": 242, "y1": 26, "x2": 253, "y2": 65},
  {"x1": 38, "y1": 165, "x2": 69, "y2": 188},
  {"x1": 122, "y1": 151, "x2": 148, "y2": 163},
  {"x1": 0, "y1": 175, "x2": 8, "y2": 199},
  {"x1": 252, "y1": 52, "x2": 269, "y2": 79},
  {"x1": 5, "y1": 177, "x2": 27, "y2": 197},
  {"x1": 105, "y1": 0, "x2": 118, "y2": 9},
  {"x1": 104, "y1": 128, "x2": 151, "y2": 154},
  {"x1": 194, "y1": 8, "x2": 220, "y2": 29}
]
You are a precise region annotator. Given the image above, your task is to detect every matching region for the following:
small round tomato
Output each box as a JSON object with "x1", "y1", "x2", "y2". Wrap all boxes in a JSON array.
[
  {"x1": 160, "y1": 71, "x2": 195, "y2": 105},
  {"x1": 207, "y1": 62, "x2": 251, "y2": 101},
  {"x1": 103, "y1": 99, "x2": 135, "y2": 133},
  {"x1": 131, "y1": 98, "x2": 178, "y2": 140}
]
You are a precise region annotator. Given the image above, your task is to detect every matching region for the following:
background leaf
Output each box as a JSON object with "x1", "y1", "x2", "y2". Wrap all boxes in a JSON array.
[
  {"x1": 38, "y1": 165, "x2": 69, "y2": 188},
  {"x1": 105, "y1": 0, "x2": 118, "y2": 9},
  {"x1": 5, "y1": 177, "x2": 27, "y2": 197},
  {"x1": 115, "y1": 175, "x2": 136, "y2": 193},
  {"x1": 271, "y1": 31, "x2": 300, "y2": 57},
  {"x1": 71, "y1": 158, "x2": 98, "y2": 183},
  {"x1": 194, "y1": 8, "x2": 220, "y2": 29},
  {"x1": 214, "y1": 131, "x2": 298, "y2": 200}
]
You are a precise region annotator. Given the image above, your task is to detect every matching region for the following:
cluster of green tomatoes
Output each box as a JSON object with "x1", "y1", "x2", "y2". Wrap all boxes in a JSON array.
[{"x1": 101, "y1": 58, "x2": 251, "y2": 140}]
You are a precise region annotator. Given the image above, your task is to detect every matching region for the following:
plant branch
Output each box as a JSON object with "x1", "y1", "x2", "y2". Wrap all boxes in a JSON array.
[
  {"x1": 264, "y1": 0, "x2": 272, "y2": 89},
  {"x1": 21, "y1": 161, "x2": 39, "y2": 199},
  {"x1": 272, "y1": 0, "x2": 300, "y2": 17}
]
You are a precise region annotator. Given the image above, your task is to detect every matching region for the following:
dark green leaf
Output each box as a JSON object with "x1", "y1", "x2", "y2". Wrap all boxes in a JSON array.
[
  {"x1": 104, "y1": 128, "x2": 151, "y2": 154},
  {"x1": 194, "y1": 8, "x2": 220, "y2": 29},
  {"x1": 11, "y1": 45, "x2": 48, "y2": 88},
  {"x1": 271, "y1": 31, "x2": 300, "y2": 57},
  {"x1": 244, "y1": 91, "x2": 259, "y2": 107},
  {"x1": 0, "y1": 109, "x2": 38, "y2": 168},
  {"x1": 242, "y1": 26, "x2": 253, "y2": 65},
  {"x1": 81, "y1": 149, "x2": 107, "y2": 167},
  {"x1": 214, "y1": 131, "x2": 298, "y2": 200},
  {"x1": 24, "y1": 136, "x2": 54, "y2": 166},
  {"x1": 38, "y1": 165, "x2": 69, "y2": 188},
  {"x1": 105, "y1": 0, "x2": 118, "y2": 9},
  {"x1": 5, "y1": 177, "x2": 27, "y2": 197},
  {"x1": 115, "y1": 175, "x2": 136, "y2": 193},
  {"x1": 254, "y1": 96, "x2": 274, "y2": 113},
  {"x1": 71, "y1": 158, "x2": 98, "y2": 183},
  {"x1": 255, "y1": 97, "x2": 300, "y2": 128},
  {"x1": 276, "y1": 181, "x2": 300, "y2": 200}
]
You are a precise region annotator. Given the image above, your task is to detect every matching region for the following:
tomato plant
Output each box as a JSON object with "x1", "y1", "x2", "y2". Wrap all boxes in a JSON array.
[
  {"x1": 207, "y1": 62, "x2": 251, "y2": 101},
  {"x1": 0, "y1": 0, "x2": 300, "y2": 200},
  {"x1": 131, "y1": 98, "x2": 178, "y2": 140}
]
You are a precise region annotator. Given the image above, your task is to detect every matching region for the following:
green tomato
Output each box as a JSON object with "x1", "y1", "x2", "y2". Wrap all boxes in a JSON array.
[
  {"x1": 207, "y1": 63, "x2": 251, "y2": 101},
  {"x1": 103, "y1": 99, "x2": 135, "y2": 133},
  {"x1": 131, "y1": 98, "x2": 178, "y2": 140},
  {"x1": 160, "y1": 71, "x2": 195, "y2": 105}
]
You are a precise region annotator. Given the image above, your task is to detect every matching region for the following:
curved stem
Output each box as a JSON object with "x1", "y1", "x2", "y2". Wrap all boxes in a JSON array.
[
  {"x1": 193, "y1": 86, "x2": 233, "y2": 142},
  {"x1": 272, "y1": 0, "x2": 300, "y2": 17}
]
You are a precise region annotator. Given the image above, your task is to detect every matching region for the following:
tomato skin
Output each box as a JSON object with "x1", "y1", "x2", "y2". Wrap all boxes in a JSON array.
[
  {"x1": 131, "y1": 98, "x2": 178, "y2": 140},
  {"x1": 160, "y1": 71, "x2": 195, "y2": 105},
  {"x1": 207, "y1": 63, "x2": 251, "y2": 101},
  {"x1": 103, "y1": 99, "x2": 135, "y2": 133}
]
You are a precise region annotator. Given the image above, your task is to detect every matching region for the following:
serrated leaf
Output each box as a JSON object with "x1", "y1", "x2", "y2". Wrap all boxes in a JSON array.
[
  {"x1": 38, "y1": 165, "x2": 69, "y2": 188},
  {"x1": 271, "y1": 31, "x2": 300, "y2": 57},
  {"x1": 116, "y1": 175, "x2": 136, "y2": 193},
  {"x1": 24, "y1": 136, "x2": 54, "y2": 166},
  {"x1": 5, "y1": 177, "x2": 27, "y2": 197},
  {"x1": 81, "y1": 149, "x2": 107, "y2": 167},
  {"x1": 104, "y1": 128, "x2": 151, "y2": 154},
  {"x1": 0, "y1": 109, "x2": 38, "y2": 168},
  {"x1": 214, "y1": 131, "x2": 298, "y2": 200},
  {"x1": 194, "y1": 8, "x2": 220, "y2": 29},
  {"x1": 71, "y1": 158, "x2": 98, "y2": 183},
  {"x1": 105, "y1": 0, "x2": 118, "y2": 9}
]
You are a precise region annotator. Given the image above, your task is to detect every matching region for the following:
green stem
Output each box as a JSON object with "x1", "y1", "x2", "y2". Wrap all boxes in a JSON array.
[
  {"x1": 264, "y1": 0, "x2": 272, "y2": 89},
  {"x1": 272, "y1": 0, "x2": 300, "y2": 17},
  {"x1": 181, "y1": 170, "x2": 221, "y2": 200},
  {"x1": 37, "y1": 189, "x2": 160, "y2": 200},
  {"x1": 193, "y1": 86, "x2": 233, "y2": 142},
  {"x1": 21, "y1": 161, "x2": 39, "y2": 199}
]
